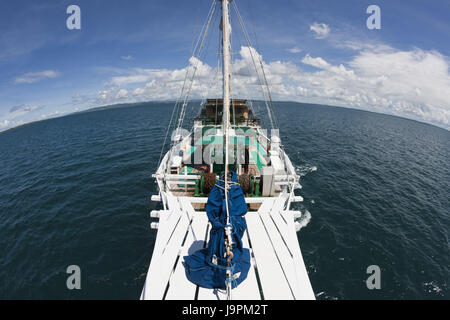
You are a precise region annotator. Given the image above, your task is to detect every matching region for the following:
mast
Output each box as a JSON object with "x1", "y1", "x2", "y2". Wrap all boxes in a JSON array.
[
  {"x1": 221, "y1": 0, "x2": 233, "y2": 300},
  {"x1": 222, "y1": 0, "x2": 231, "y2": 133}
]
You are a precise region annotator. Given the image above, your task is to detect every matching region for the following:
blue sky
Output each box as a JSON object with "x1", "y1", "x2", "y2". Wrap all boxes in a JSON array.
[{"x1": 0, "y1": 0, "x2": 449, "y2": 131}]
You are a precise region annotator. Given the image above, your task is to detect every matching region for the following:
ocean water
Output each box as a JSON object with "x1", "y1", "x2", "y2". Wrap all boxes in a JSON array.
[{"x1": 0, "y1": 102, "x2": 448, "y2": 300}]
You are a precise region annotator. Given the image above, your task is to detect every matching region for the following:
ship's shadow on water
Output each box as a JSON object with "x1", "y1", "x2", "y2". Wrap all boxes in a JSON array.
[{"x1": 0, "y1": 102, "x2": 448, "y2": 299}]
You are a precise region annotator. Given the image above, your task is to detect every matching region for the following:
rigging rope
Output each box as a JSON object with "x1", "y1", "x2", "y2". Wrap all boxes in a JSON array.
[
  {"x1": 232, "y1": 0, "x2": 279, "y2": 130},
  {"x1": 177, "y1": 1, "x2": 218, "y2": 132},
  {"x1": 157, "y1": 0, "x2": 218, "y2": 168},
  {"x1": 246, "y1": 0, "x2": 280, "y2": 130}
]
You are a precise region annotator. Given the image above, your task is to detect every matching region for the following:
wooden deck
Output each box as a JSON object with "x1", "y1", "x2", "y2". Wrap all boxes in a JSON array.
[{"x1": 140, "y1": 194, "x2": 315, "y2": 300}]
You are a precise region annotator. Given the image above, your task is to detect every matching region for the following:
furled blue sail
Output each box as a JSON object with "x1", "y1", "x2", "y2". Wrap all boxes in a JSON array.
[{"x1": 183, "y1": 171, "x2": 250, "y2": 289}]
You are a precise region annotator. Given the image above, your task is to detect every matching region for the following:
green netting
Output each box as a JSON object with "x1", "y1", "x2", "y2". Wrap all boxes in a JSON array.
[
  {"x1": 179, "y1": 166, "x2": 194, "y2": 175},
  {"x1": 195, "y1": 135, "x2": 256, "y2": 146},
  {"x1": 250, "y1": 150, "x2": 266, "y2": 171}
]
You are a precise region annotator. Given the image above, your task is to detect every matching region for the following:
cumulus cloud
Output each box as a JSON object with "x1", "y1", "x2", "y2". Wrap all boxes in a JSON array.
[
  {"x1": 0, "y1": 118, "x2": 25, "y2": 131},
  {"x1": 310, "y1": 22, "x2": 330, "y2": 39},
  {"x1": 93, "y1": 45, "x2": 449, "y2": 130},
  {"x1": 116, "y1": 88, "x2": 128, "y2": 99},
  {"x1": 0, "y1": 119, "x2": 10, "y2": 129},
  {"x1": 298, "y1": 50, "x2": 450, "y2": 128},
  {"x1": 14, "y1": 70, "x2": 60, "y2": 84},
  {"x1": 2, "y1": 45, "x2": 449, "y2": 132},
  {"x1": 106, "y1": 61, "x2": 199, "y2": 87},
  {"x1": 98, "y1": 56, "x2": 214, "y2": 104},
  {"x1": 302, "y1": 54, "x2": 331, "y2": 69}
]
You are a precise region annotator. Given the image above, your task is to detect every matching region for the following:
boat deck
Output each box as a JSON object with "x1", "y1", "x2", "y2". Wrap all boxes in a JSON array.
[
  {"x1": 168, "y1": 132, "x2": 273, "y2": 198},
  {"x1": 140, "y1": 195, "x2": 315, "y2": 300}
]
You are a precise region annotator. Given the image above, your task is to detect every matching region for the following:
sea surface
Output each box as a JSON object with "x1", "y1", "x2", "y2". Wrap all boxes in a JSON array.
[{"x1": 0, "y1": 102, "x2": 448, "y2": 299}]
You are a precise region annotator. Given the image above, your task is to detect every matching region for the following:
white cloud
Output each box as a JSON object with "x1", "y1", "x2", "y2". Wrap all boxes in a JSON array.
[
  {"x1": 301, "y1": 54, "x2": 354, "y2": 77},
  {"x1": 310, "y1": 22, "x2": 330, "y2": 39},
  {"x1": 297, "y1": 50, "x2": 450, "y2": 128},
  {"x1": 116, "y1": 88, "x2": 128, "y2": 99},
  {"x1": 109, "y1": 74, "x2": 151, "y2": 86},
  {"x1": 0, "y1": 119, "x2": 9, "y2": 129},
  {"x1": 121, "y1": 55, "x2": 133, "y2": 60},
  {"x1": 2, "y1": 45, "x2": 449, "y2": 132},
  {"x1": 107, "y1": 61, "x2": 199, "y2": 87},
  {"x1": 302, "y1": 54, "x2": 331, "y2": 69},
  {"x1": 98, "y1": 46, "x2": 449, "y2": 129},
  {"x1": 14, "y1": 70, "x2": 60, "y2": 84},
  {"x1": 287, "y1": 47, "x2": 302, "y2": 54},
  {"x1": 40, "y1": 110, "x2": 61, "y2": 119},
  {"x1": 0, "y1": 118, "x2": 26, "y2": 131}
]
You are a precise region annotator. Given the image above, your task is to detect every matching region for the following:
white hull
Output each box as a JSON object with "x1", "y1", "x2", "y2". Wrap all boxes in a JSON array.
[{"x1": 141, "y1": 147, "x2": 315, "y2": 300}]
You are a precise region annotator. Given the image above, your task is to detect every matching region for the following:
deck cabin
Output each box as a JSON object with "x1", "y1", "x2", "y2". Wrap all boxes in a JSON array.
[
  {"x1": 161, "y1": 99, "x2": 291, "y2": 210},
  {"x1": 195, "y1": 99, "x2": 260, "y2": 127}
]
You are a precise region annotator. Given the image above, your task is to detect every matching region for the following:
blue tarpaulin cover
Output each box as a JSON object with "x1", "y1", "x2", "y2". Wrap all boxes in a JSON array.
[{"x1": 183, "y1": 171, "x2": 251, "y2": 289}]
